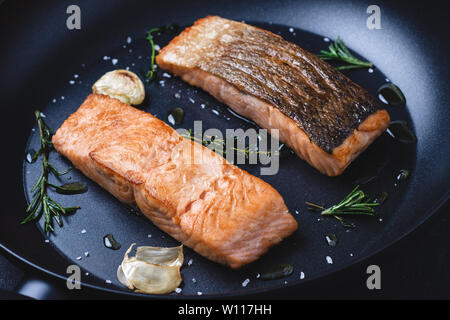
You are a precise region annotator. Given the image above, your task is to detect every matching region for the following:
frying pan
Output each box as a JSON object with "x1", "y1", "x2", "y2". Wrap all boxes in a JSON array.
[{"x1": 0, "y1": 0, "x2": 449, "y2": 299}]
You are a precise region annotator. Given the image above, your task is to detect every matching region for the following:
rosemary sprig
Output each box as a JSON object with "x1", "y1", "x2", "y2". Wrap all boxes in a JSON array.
[
  {"x1": 306, "y1": 185, "x2": 379, "y2": 228},
  {"x1": 144, "y1": 24, "x2": 178, "y2": 84},
  {"x1": 22, "y1": 111, "x2": 81, "y2": 232},
  {"x1": 317, "y1": 37, "x2": 373, "y2": 71},
  {"x1": 181, "y1": 129, "x2": 274, "y2": 159}
]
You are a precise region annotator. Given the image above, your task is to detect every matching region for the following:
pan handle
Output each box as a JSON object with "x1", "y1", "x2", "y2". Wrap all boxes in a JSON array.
[{"x1": 16, "y1": 275, "x2": 70, "y2": 300}]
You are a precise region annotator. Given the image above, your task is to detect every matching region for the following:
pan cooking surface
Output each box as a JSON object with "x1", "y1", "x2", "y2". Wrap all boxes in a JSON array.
[{"x1": 22, "y1": 23, "x2": 418, "y2": 296}]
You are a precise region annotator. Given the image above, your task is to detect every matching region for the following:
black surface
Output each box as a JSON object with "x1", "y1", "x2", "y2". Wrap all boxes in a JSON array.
[{"x1": 0, "y1": 0, "x2": 449, "y2": 299}]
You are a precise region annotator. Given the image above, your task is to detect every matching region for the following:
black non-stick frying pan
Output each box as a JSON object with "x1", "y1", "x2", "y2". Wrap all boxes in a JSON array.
[{"x1": 0, "y1": 0, "x2": 449, "y2": 298}]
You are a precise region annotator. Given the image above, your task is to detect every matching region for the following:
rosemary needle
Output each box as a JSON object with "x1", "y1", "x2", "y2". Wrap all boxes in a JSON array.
[
  {"x1": 317, "y1": 37, "x2": 373, "y2": 71},
  {"x1": 22, "y1": 111, "x2": 82, "y2": 233}
]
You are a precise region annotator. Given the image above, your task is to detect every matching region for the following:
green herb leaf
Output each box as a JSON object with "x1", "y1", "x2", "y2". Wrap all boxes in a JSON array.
[
  {"x1": 306, "y1": 185, "x2": 378, "y2": 228},
  {"x1": 22, "y1": 111, "x2": 81, "y2": 232},
  {"x1": 317, "y1": 37, "x2": 373, "y2": 71},
  {"x1": 144, "y1": 24, "x2": 179, "y2": 84},
  {"x1": 50, "y1": 182, "x2": 88, "y2": 195}
]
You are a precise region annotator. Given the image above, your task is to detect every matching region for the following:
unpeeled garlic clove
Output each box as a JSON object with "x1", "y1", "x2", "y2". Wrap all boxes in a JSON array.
[{"x1": 92, "y1": 69, "x2": 145, "y2": 105}]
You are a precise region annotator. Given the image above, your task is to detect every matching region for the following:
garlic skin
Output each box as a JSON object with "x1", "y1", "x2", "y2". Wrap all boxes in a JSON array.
[
  {"x1": 117, "y1": 243, "x2": 184, "y2": 294},
  {"x1": 92, "y1": 70, "x2": 145, "y2": 105}
]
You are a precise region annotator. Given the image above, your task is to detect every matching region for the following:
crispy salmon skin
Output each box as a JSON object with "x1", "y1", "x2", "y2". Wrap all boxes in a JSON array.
[
  {"x1": 156, "y1": 16, "x2": 390, "y2": 176},
  {"x1": 52, "y1": 94, "x2": 298, "y2": 268}
]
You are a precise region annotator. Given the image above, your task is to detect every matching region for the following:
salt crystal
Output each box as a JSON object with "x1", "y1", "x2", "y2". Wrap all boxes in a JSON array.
[
  {"x1": 300, "y1": 272, "x2": 305, "y2": 279},
  {"x1": 40, "y1": 112, "x2": 46, "y2": 118},
  {"x1": 242, "y1": 278, "x2": 250, "y2": 287},
  {"x1": 147, "y1": 234, "x2": 152, "y2": 238},
  {"x1": 159, "y1": 80, "x2": 165, "y2": 87},
  {"x1": 192, "y1": 278, "x2": 197, "y2": 283},
  {"x1": 81, "y1": 229, "x2": 87, "y2": 234},
  {"x1": 200, "y1": 104, "x2": 206, "y2": 109},
  {"x1": 256, "y1": 273, "x2": 260, "y2": 279},
  {"x1": 189, "y1": 98, "x2": 195, "y2": 104},
  {"x1": 197, "y1": 291, "x2": 202, "y2": 295},
  {"x1": 103, "y1": 56, "x2": 110, "y2": 60},
  {"x1": 105, "y1": 279, "x2": 112, "y2": 284},
  {"x1": 74, "y1": 74, "x2": 79, "y2": 79},
  {"x1": 69, "y1": 80, "x2": 75, "y2": 85},
  {"x1": 85, "y1": 272, "x2": 89, "y2": 276},
  {"x1": 154, "y1": 44, "x2": 160, "y2": 51},
  {"x1": 174, "y1": 93, "x2": 181, "y2": 99},
  {"x1": 323, "y1": 37, "x2": 330, "y2": 42},
  {"x1": 52, "y1": 98, "x2": 56, "y2": 103},
  {"x1": 84, "y1": 251, "x2": 89, "y2": 257},
  {"x1": 76, "y1": 256, "x2": 82, "y2": 261},
  {"x1": 326, "y1": 256, "x2": 333, "y2": 264},
  {"x1": 289, "y1": 27, "x2": 294, "y2": 32},
  {"x1": 187, "y1": 258, "x2": 193, "y2": 266},
  {"x1": 44, "y1": 239, "x2": 50, "y2": 243},
  {"x1": 368, "y1": 68, "x2": 374, "y2": 73},
  {"x1": 162, "y1": 72, "x2": 172, "y2": 78},
  {"x1": 175, "y1": 287, "x2": 182, "y2": 293},
  {"x1": 211, "y1": 109, "x2": 219, "y2": 116},
  {"x1": 126, "y1": 36, "x2": 132, "y2": 44},
  {"x1": 26, "y1": 153, "x2": 32, "y2": 163},
  {"x1": 112, "y1": 58, "x2": 118, "y2": 65}
]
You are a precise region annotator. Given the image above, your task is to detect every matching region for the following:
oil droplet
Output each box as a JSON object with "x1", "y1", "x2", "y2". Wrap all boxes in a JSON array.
[
  {"x1": 167, "y1": 107, "x2": 184, "y2": 126},
  {"x1": 386, "y1": 121, "x2": 417, "y2": 144},
  {"x1": 325, "y1": 233, "x2": 338, "y2": 247},
  {"x1": 377, "y1": 83, "x2": 406, "y2": 107},
  {"x1": 373, "y1": 191, "x2": 389, "y2": 205},
  {"x1": 260, "y1": 264, "x2": 294, "y2": 280},
  {"x1": 103, "y1": 234, "x2": 121, "y2": 250},
  {"x1": 394, "y1": 169, "x2": 410, "y2": 187},
  {"x1": 25, "y1": 149, "x2": 37, "y2": 163}
]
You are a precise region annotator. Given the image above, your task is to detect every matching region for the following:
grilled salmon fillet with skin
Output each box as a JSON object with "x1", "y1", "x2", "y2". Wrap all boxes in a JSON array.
[
  {"x1": 156, "y1": 16, "x2": 390, "y2": 176},
  {"x1": 52, "y1": 94, "x2": 298, "y2": 268}
]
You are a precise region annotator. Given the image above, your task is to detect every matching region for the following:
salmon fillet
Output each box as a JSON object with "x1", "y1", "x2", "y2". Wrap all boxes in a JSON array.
[
  {"x1": 156, "y1": 16, "x2": 390, "y2": 176},
  {"x1": 52, "y1": 94, "x2": 298, "y2": 268}
]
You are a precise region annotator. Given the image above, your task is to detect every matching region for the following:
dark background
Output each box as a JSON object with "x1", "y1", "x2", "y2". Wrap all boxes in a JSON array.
[{"x1": 0, "y1": 0, "x2": 448, "y2": 299}]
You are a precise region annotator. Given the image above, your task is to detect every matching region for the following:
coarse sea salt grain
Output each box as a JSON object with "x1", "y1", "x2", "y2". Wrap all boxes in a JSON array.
[
  {"x1": 26, "y1": 153, "x2": 32, "y2": 163},
  {"x1": 323, "y1": 37, "x2": 330, "y2": 42},
  {"x1": 163, "y1": 72, "x2": 172, "y2": 78},
  {"x1": 242, "y1": 278, "x2": 250, "y2": 287},
  {"x1": 52, "y1": 98, "x2": 56, "y2": 103},
  {"x1": 192, "y1": 278, "x2": 197, "y2": 283},
  {"x1": 300, "y1": 272, "x2": 305, "y2": 279},
  {"x1": 289, "y1": 27, "x2": 294, "y2": 32},
  {"x1": 44, "y1": 239, "x2": 50, "y2": 243},
  {"x1": 326, "y1": 256, "x2": 333, "y2": 264},
  {"x1": 256, "y1": 273, "x2": 260, "y2": 279},
  {"x1": 187, "y1": 259, "x2": 193, "y2": 266},
  {"x1": 69, "y1": 80, "x2": 75, "y2": 85},
  {"x1": 154, "y1": 44, "x2": 161, "y2": 51},
  {"x1": 126, "y1": 36, "x2": 132, "y2": 44},
  {"x1": 103, "y1": 56, "x2": 111, "y2": 60},
  {"x1": 81, "y1": 229, "x2": 87, "y2": 234},
  {"x1": 105, "y1": 280, "x2": 112, "y2": 284},
  {"x1": 211, "y1": 109, "x2": 219, "y2": 116},
  {"x1": 84, "y1": 252, "x2": 89, "y2": 257},
  {"x1": 175, "y1": 287, "x2": 182, "y2": 293},
  {"x1": 197, "y1": 291, "x2": 203, "y2": 295},
  {"x1": 147, "y1": 234, "x2": 152, "y2": 238},
  {"x1": 189, "y1": 98, "x2": 195, "y2": 104},
  {"x1": 368, "y1": 68, "x2": 374, "y2": 73},
  {"x1": 74, "y1": 74, "x2": 79, "y2": 79},
  {"x1": 76, "y1": 256, "x2": 82, "y2": 261},
  {"x1": 112, "y1": 58, "x2": 118, "y2": 65}
]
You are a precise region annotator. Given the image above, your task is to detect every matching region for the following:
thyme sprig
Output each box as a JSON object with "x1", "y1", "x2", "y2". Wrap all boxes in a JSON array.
[
  {"x1": 306, "y1": 185, "x2": 379, "y2": 228},
  {"x1": 317, "y1": 37, "x2": 373, "y2": 71},
  {"x1": 144, "y1": 24, "x2": 178, "y2": 84},
  {"x1": 22, "y1": 111, "x2": 81, "y2": 232}
]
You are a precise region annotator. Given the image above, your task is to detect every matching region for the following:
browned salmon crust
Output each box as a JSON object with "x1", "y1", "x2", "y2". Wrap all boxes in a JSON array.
[
  {"x1": 156, "y1": 16, "x2": 390, "y2": 176},
  {"x1": 52, "y1": 94, "x2": 298, "y2": 269}
]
